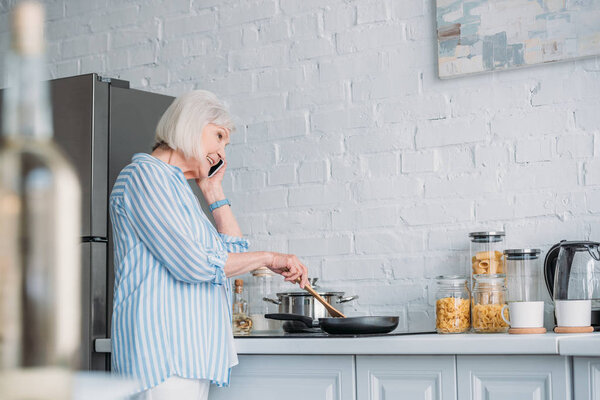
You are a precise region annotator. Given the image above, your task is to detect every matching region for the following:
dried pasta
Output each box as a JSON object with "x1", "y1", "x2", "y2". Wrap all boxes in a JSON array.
[
  {"x1": 471, "y1": 303, "x2": 509, "y2": 333},
  {"x1": 436, "y1": 297, "x2": 470, "y2": 333},
  {"x1": 472, "y1": 251, "x2": 504, "y2": 275}
]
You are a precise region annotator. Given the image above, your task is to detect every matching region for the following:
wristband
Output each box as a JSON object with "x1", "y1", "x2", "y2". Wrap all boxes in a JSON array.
[{"x1": 209, "y1": 198, "x2": 231, "y2": 212}]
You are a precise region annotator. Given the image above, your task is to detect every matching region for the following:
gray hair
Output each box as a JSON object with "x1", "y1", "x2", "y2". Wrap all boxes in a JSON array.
[{"x1": 154, "y1": 90, "x2": 235, "y2": 160}]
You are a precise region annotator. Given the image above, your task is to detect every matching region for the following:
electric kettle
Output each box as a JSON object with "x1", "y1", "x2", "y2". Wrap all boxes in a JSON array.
[{"x1": 544, "y1": 240, "x2": 600, "y2": 327}]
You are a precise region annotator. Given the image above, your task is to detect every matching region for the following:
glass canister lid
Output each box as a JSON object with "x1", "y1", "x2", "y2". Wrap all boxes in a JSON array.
[
  {"x1": 504, "y1": 249, "x2": 541, "y2": 260},
  {"x1": 473, "y1": 273, "x2": 506, "y2": 284},
  {"x1": 436, "y1": 275, "x2": 468, "y2": 284},
  {"x1": 469, "y1": 231, "x2": 505, "y2": 242},
  {"x1": 251, "y1": 266, "x2": 275, "y2": 277}
]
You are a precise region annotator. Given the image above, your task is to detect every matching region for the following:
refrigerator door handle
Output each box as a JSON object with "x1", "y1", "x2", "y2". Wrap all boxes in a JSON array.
[
  {"x1": 94, "y1": 338, "x2": 111, "y2": 353},
  {"x1": 82, "y1": 236, "x2": 108, "y2": 243}
]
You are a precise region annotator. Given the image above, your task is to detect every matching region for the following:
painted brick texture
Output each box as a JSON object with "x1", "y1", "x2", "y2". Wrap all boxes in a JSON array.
[{"x1": 1, "y1": 0, "x2": 599, "y2": 331}]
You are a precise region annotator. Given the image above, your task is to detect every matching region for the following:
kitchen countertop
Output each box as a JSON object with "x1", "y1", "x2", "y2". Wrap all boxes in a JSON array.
[
  {"x1": 232, "y1": 332, "x2": 600, "y2": 356},
  {"x1": 94, "y1": 332, "x2": 600, "y2": 356},
  {"x1": 557, "y1": 333, "x2": 600, "y2": 356}
]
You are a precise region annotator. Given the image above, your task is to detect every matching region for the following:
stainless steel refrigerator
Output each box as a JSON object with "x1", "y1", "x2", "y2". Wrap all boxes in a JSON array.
[{"x1": 0, "y1": 73, "x2": 182, "y2": 371}]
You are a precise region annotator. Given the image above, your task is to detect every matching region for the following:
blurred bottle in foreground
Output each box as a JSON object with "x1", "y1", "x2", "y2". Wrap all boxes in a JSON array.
[
  {"x1": 232, "y1": 279, "x2": 252, "y2": 335},
  {"x1": 0, "y1": 1, "x2": 82, "y2": 399}
]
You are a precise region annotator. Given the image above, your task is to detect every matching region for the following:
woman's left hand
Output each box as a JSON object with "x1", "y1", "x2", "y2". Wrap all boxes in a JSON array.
[{"x1": 267, "y1": 252, "x2": 309, "y2": 288}]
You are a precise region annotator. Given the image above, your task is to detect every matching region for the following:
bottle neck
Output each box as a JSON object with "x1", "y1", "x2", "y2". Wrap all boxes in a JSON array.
[{"x1": 2, "y1": 51, "x2": 53, "y2": 140}]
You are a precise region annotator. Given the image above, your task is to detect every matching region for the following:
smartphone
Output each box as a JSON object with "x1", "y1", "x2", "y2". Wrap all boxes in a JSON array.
[{"x1": 208, "y1": 159, "x2": 224, "y2": 178}]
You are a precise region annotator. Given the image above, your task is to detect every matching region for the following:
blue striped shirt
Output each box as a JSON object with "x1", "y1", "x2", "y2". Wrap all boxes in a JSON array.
[{"x1": 109, "y1": 153, "x2": 248, "y2": 391}]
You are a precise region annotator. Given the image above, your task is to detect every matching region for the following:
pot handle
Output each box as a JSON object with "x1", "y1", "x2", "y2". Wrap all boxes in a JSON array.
[
  {"x1": 264, "y1": 313, "x2": 318, "y2": 328},
  {"x1": 262, "y1": 297, "x2": 281, "y2": 305},
  {"x1": 336, "y1": 295, "x2": 359, "y2": 304}
]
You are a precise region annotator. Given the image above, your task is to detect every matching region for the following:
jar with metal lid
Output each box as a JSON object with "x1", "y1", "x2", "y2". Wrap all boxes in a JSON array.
[
  {"x1": 471, "y1": 273, "x2": 509, "y2": 333},
  {"x1": 435, "y1": 276, "x2": 471, "y2": 334},
  {"x1": 504, "y1": 249, "x2": 542, "y2": 302},
  {"x1": 247, "y1": 267, "x2": 282, "y2": 333},
  {"x1": 503, "y1": 249, "x2": 545, "y2": 331},
  {"x1": 469, "y1": 231, "x2": 506, "y2": 288}
]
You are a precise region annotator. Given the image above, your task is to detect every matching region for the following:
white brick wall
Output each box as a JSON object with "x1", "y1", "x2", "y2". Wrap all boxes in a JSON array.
[{"x1": 2, "y1": 0, "x2": 599, "y2": 331}]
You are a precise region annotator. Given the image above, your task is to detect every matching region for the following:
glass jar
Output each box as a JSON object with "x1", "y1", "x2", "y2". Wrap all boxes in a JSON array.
[
  {"x1": 471, "y1": 274, "x2": 509, "y2": 333},
  {"x1": 435, "y1": 276, "x2": 471, "y2": 334},
  {"x1": 504, "y1": 249, "x2": 545, "y2": 329},
  {"x1": 504, "y1": 249, "x2": 542, "y2": 302},
  {"x1": 469, "y1": 231, "x2": 506, "y2": 288},
  {"x1": 247, "y1": 267, "x2": 282, "y2": 333}
]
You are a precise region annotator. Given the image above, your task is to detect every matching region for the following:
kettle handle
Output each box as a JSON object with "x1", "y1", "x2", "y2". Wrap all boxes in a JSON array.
[{"x1": 586, "y1": 245, "x2": 600, "y2": 261}]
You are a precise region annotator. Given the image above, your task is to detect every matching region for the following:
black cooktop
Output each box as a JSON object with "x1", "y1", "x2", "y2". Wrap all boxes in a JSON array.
[{"x1": 235, "y1": 330, "x2": 436, "y2": 338}]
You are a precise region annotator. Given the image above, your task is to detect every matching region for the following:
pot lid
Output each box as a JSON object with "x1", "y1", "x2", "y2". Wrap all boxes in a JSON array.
[
  {"x1": 276, "y1": 290, "x2": 345, "y2": 297},
  {"x1": 276, "y1": 278, "x2": 345, "y2": 297}
]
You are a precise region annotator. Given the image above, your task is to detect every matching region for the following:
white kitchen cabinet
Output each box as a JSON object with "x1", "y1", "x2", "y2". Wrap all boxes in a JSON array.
[
  {"x1": 356, "y1": 355, "x2": 456, "y2": 400},
  {"x1": 208, "y1": 355, "x2": 355, "y2": 400},
  {"x1": 457, "y1": 355, "x2": 571, "y2": 400},
  {"x1": 573, "y1": 357, "x2": 600, "y2": 400}
]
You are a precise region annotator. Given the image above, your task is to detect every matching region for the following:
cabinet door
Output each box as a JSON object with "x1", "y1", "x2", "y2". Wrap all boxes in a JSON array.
[
  {"x1": 457, "y1": 355, "x2": 570, "y2": 400},
  {"x1": 356, "y1": 355, "x2": 457, "y2": 400},
  {"x1": 573, "y1": 357, "x2": 600, "y2": 400},
  {"x1": 209, "y1": 355, "x2": 355, "y2": 400}
]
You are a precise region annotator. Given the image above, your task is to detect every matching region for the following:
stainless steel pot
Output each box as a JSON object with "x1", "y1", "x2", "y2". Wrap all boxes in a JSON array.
[{"x1": 263, "y1": 278, "x2": 358, "y2": 322}]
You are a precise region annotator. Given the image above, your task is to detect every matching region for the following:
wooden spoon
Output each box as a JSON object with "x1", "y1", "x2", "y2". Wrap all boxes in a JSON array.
[{"x1": 295, "y1": 277, "x2": 346, "y2": 318}]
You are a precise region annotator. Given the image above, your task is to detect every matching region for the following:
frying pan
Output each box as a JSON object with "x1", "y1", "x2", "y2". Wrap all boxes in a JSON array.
[{"x1": 265, "y1": 313, "x2": 399, "y2": 335}]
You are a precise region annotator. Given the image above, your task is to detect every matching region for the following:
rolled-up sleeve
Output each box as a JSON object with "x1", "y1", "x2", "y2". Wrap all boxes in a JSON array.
[
  {"x1": 219, "y1": 233, "x2": 250, "y2": 254},
  {"x1": 123, "y1": 162, "x2": 228, "y2": 285}
]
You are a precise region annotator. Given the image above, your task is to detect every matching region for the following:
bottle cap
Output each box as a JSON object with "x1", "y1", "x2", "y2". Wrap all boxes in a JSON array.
[
  {"x1": 234, "y1": 279, "x2": 243, "y2": 287},
  {"x1": 12, "y1": 1, "x2": 45, "y2": 55}
]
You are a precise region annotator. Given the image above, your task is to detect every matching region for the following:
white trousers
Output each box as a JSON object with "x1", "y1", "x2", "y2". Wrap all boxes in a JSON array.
[{"x1": 133, "y1": 376, "x2": 210, "y2": 400}]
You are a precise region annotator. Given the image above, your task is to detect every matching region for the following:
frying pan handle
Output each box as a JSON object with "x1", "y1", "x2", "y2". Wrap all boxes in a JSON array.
[{"x1": 264, "y1": 313, "x2": 319, "y2": 328}]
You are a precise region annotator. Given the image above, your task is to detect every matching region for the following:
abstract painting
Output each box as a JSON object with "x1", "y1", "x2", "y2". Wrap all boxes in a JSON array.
[{"x1": 436, "y1": 0, "x2": 600, "y2": 78}]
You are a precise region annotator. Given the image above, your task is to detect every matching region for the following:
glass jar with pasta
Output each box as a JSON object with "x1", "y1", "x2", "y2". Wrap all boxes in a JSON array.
[
  {"x1": 435, "y1": 276, "x2": 471, "y2": 334},
  {"x1": 469, "y1": 231, "x2": 506, "y2": 289},
  {"x1": 471, "y1": 274, "x2": 509, "y2": 333}
]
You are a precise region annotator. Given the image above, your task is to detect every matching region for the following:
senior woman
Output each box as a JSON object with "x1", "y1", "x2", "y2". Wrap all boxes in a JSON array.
[{"x1": 109, "y1": 90, "x2": 308, "y2": 400}]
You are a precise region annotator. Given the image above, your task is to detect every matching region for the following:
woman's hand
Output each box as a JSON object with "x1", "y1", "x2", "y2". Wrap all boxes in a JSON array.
[
  {"x1": 196, "y1": 160, "x2": 227, "y2": 204},
  {"x1": 267, "y1": 252, "x2": 309, "y2": 288}
]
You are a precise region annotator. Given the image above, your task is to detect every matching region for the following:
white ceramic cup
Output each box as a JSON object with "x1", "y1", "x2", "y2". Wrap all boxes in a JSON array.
[
  {"x1": 501, "y1": 301, "x2": 545, "y2": 328},
  {"x1": 554, "y1": 299, "x2": 592, "y2": 327}
]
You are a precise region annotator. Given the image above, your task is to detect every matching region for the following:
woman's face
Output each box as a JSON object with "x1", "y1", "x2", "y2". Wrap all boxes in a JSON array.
[{"x1": 196, "y1": 123, "x2": 230, "y2": 178}]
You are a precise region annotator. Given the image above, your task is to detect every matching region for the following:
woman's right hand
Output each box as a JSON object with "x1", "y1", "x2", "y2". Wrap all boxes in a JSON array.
[{"x1": 267, "y1": 252, "x2": 309, "y2": 288}]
